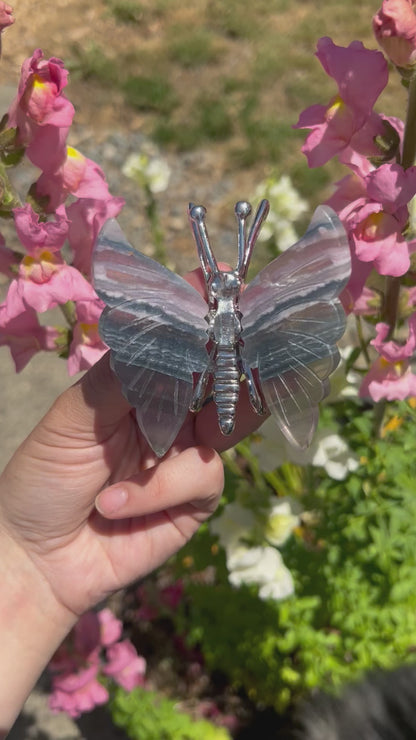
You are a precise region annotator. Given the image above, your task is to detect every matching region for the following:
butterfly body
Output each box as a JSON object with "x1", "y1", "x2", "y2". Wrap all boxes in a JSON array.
[{"x1": 93, "y1": 200, "x2": 351, "y2": 457}]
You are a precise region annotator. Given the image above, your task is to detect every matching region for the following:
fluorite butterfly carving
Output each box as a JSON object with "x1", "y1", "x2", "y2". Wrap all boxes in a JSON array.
[{"x1": 93, "y1": 200, "x2": 351, "y2": 457}]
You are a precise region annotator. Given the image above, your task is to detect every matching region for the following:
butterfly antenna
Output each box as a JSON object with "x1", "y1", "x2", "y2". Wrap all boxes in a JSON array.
[
  {"x1": 188, "y1": 203, "x2": 219, "y2": 283},
  {"x1": 235, "y1": 201, "x2": 252, "y2": 277},
  {"x1": 240, "y1": 199, "x2": 270, "y2": 280}
]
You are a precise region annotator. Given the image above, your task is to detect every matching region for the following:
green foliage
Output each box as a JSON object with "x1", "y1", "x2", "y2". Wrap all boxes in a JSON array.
[
  {"x1": 123, "y1": 75, "x2": 178, "y2": 114},
  {"x1": 69, "y1": 43, "x2": 117, "y2": 85},
  {"x1": 173, "y1": 403, "x2": 416, "y2": 710},
  {"x1": 167, "y1": 28, "x2": 222, "y2": 68},
  {"x1": 105, "y1": 0, "x2": 145, "y2": 24},
  {"x1": 154, "y1": 96, "x2": 232, "y2": 150},
  {"x1": 110, "y1": 686, "x2": 231, "y2": 740},
  {"x1": 195, "y1": 97, "x2": 233, "y2": 140}
]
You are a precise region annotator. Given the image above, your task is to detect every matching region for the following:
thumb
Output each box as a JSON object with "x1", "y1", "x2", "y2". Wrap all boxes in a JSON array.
[{"x1": 37, "y1": 352, "x2": 131, "y2": 440}]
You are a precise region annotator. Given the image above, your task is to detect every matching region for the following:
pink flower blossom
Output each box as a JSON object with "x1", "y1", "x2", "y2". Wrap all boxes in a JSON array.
[
  {"x1": 351, "y1": 203, "x2": 411, "y2": 276},
  {"x1": 67, "y1": 295, "x2": 107, "y2": 376},
  {"x1": 360, "y1": 357, "x2": 416, "y2": 400},
  {"x1": 365, "y1": 162, "x2": 416, "y2": 212},
  {"x1": 352, "y1": 286, "x2": 382, "y2": 316},
  {"x1": 14, "y1": 203, "x2": 68, "y2": 253},
  {"x1": 36, "y1": 147, "x2": 115, "y2": 211},
  {"x1": 360, "y1": 316, "x2": 416, "y2": 401},
  {"x1": 374, "y1": 0, "x2": 416, "y2": 67},
  {"x1": 4, "y1": 204, "x2": 93, "y2": 318},
  {"x1": 5, "y1": 252, "x2": 93, "y2": 318},
  {"x1": 8, "y1": 49, "x2": 74, "y2": 172},
  {"x1": 67, "y1": 195, "x2": 124, "y2": 276},
  {"x1": 329, "y1": 163, "x2": 416, "y2": 278},
  {"x1": 0, "y1": 304, "x2": 59, "y2": 371},
  {"x1": 371, "y1": 317, "x2": 416, "y2": 361},
  {"x1": 294, "y1": 37, "x2": 389, "y2": 167},
  {"x1": 49, "y1": 663, "x2": 109, "y2": 718},
  {"x1": 0, "y1": 2, "x2": 13, "y2": 32},
  {"x1": 104, "y1": 640, "x2": 146, "y2": 691},
  {"x1": 98, "y1": 608, "x2": 123, "y2": 647}
]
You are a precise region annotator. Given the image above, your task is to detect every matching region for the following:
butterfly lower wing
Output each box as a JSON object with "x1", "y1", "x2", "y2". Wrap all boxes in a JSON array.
[
  {"x1": 240, "y1": 206, "x2": 350, "y2": 449},
  {"x1": 93, "y1": 221, "x2": 209, "y2": 456},
  {"x1": 111, "y1": 357, "x2": 195, "y2": 457},
  {"x1": 252, "y1": 302, "x2": 345, "y2": 448}
]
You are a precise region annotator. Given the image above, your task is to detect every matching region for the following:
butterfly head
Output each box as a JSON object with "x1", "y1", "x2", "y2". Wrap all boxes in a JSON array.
[
  {"x1": 188, "y1": 199, "x2": 270, "y2": 286},
  {"x1": 209, "y1": 270, "x2": 241, "y2": 300}
]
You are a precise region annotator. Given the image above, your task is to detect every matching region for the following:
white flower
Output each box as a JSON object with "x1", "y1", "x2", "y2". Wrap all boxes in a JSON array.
[
  {"x1": 227, "y1": 545, "x2": 294, "y2": 601},
  {"x1": 252, "y1": 419, "x2": 359, "y2": 481},
  {"x1": 253, "y1": 174, "x2": 308, "y2": 249},
  {"x1": 265, "y1": 497, "x2": 301, "y2": 547},
  {"x1": 122, "y1": 152, "x2": 171, "y2": 193},
  {"x1": 311, "y1": 433, "x2": 359, "y2": 480},
  {"x1": 209, "y1": 501, "x2": 256, "y2": 551}
]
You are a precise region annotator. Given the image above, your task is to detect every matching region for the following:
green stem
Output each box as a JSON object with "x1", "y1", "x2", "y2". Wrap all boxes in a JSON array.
[
  {"x1": 380, "y1": 73, "x2": 416, "y2": 339},
  {"x1": 382, "y1": 276, "x2": 401, "y2": 339},
  {"x1": 355, "y1": 315, "x2": 371, "y2": 366},
  {"x1": 401, "y1": 73, "x2": 416, "y2": 241},
  {"x1": 145, "y1": 184, "x2": 167, "y2": 265},
  {"x1": 401, "y1": 73, "x2": 416, "y2": 170},
  {"x1": 373, "y1": 398, "x2": 387, "y2": 439},
  {"x1": 59, "y1": 301, "x2": 77, "y2": 329}
]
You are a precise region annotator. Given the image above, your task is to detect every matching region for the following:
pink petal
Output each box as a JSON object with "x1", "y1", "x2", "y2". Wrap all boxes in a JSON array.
[
  {"x1": 13, "y1": 203, "x2": 68, "y2": 253},
  {"x1": 67, "y1": 195, "x2": 124, "y2": 276},
  {"x1": 316, "y1": 37, "x2": 388, "y2": 117},
  {"x1": 365, "y1": 162, "x2": 416, "y2": 211},
  {"x1": 98, "y1": 608, "x2": 123, "y2": 647}
]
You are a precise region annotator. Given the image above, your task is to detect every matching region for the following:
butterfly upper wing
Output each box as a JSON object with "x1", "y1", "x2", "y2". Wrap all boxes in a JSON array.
[
  {"x1": 240, "y1": 206, "x2": 351, "y2": 449},
  {"x1": 93, "y1": 219, "x2": 209, "y2": 456}
]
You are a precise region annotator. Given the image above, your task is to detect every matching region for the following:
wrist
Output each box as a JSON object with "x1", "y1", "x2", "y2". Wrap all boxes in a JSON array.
[{"x1": 0, "y1": 527, "x2": 77, "y2": 732}]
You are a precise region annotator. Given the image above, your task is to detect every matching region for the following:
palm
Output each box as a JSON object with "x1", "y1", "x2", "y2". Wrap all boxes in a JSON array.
[{"x1": 1, "y1": 352, "x2": 261, "y2": 616}]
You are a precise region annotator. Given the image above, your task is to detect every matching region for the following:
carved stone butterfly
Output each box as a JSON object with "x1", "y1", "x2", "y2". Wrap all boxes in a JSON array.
[{"x1": 93, "y1": 200, "x2": 351, "y2": 457}]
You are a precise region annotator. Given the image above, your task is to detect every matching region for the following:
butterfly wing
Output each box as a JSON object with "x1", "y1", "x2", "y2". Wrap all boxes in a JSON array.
[
  {"x1": 240, "y1": 206, "x2": 351, "y2": 448},
  {"x1": 93, "y1": 219, "x2": 209, "y2": 456}
]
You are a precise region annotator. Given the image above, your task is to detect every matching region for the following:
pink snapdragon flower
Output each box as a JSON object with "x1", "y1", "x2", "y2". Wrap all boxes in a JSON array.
[
  {"x1": 0, "y1": 2, "x2": 13, "y2": 32},
  {"x1": 374, "y1": 0, "x2": 416, "y2": 68},
  {"x1": 294, "y1": 37, "x2": 389, "y2": 168},
  {"x1": 98, "y1": 608, "x2": 123, "y2": 647},
  {"x1": 49, "y1": 663, "x2": 109, "y2": 719},
  {"x1": 372, "y1": 317, "x2": 416, "y2": 360},
  {"x1": 67, "y1": 295, "x2": 107, "y2": 376},
  {"x1": 360, "y1": 357, "x2": 416, "y2": 400},
  {"x1": 49, "y1": 608, "x2": 146, "y2": 717},
  {"x1": 329, "y1": 163, "x2": 416, "y2": 277},
  {"x1": 352, "y1": 286, "x2": 382, "y2": 316},
  {"x1": 67, "y1": 195, "x2": 124, "y2": 276},
  {"x1": 0, "y1": 305, "x2": 59, "y2": 371},
  {"x1": 4, "y1": 204, "x2": 93, "y2": 318},
  {"x1": 8, "y1": 49, "x2": 74, "y2": 172},
  {"x1": 14, "y1": 202, "x2": 68, "y2": 251},
  {"x1": 37, "y1": 146, "x2": 115, "y2": 211},
  {"x1": 104, "y1": 640, "x2": 146, "y2": 691},
  {"x1": 360, "y1": 317, "x2": 416, "y2": 400}
]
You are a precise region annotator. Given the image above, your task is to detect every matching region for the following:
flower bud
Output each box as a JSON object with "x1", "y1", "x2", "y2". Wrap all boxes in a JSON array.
[{"x1": 373, "y1": 0, "x2": 416, "y2": 71}]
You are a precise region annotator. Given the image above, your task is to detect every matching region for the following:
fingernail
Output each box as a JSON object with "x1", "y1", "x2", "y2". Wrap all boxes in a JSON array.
[{"x1": 96, "y1": 487, "x2": 127, "y2": 515}]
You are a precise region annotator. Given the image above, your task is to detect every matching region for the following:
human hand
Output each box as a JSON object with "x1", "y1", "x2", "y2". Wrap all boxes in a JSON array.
[
  {"x1": 0, "y1": 266, "x2": 263, "y2": 730},
  {"x1": 0, "y1": 267, "x2": 262, "y2": 621}
]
